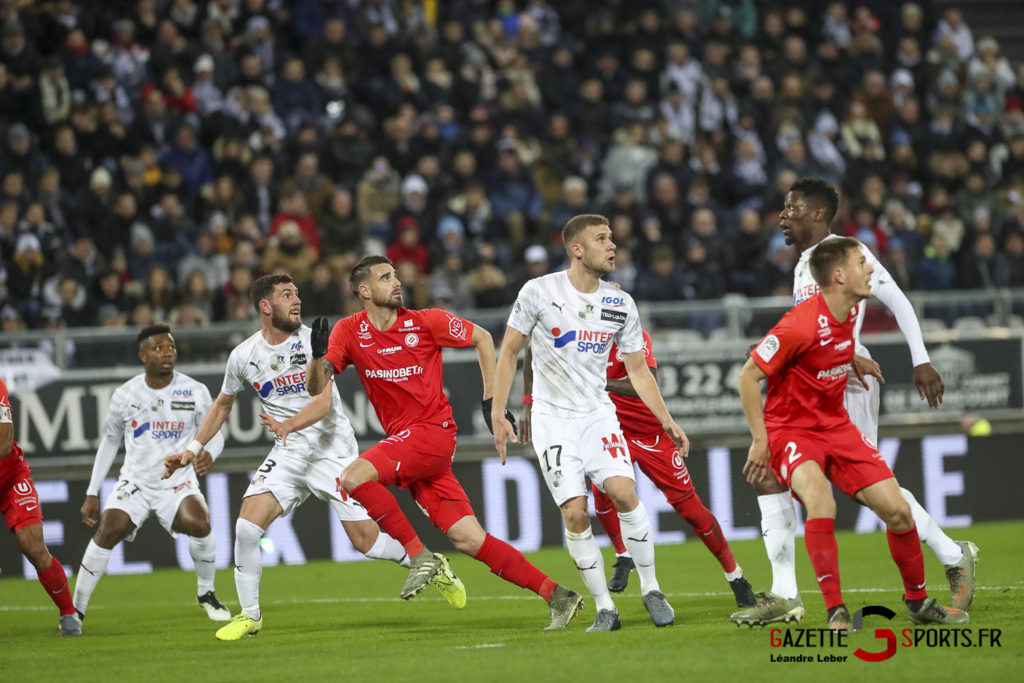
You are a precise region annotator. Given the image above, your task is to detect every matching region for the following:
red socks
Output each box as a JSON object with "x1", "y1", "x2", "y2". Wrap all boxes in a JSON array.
[
  {"x1": 38, "y1": 557, "x2": 75, "y2": 616},
  {"x1": 591, "y1": 484, "x2": 627, "y2": 555},
  {"x1": 887, "y1": 526, "x2": 928, "y2": 601},
  {"x1": 804, "y1": 517, "x2": 844, "y2": 610},
  {"x1": 474, "y1": 534, "x2": 555, "y2": 600},
  {"x1": 350, "y1": 481, "x2": 424, "y2": 557},
  {"x1": 674, "y1": 495, "x2": 738, "y2": 573}
]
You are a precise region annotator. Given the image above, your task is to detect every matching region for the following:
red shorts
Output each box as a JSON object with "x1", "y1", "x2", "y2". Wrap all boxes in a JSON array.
[
  {"x1": 768, "y1": 421, "x2": 893, "y2": 499},
  {"x1": 0, "y1": 457, "x2": 43, "y2": 532},
  {"x1": 360, "y1": 422, "x2": 474, "y2": 533},
  {"x1": 625, "y1": 432, "x2": 695, "y2": 503}
]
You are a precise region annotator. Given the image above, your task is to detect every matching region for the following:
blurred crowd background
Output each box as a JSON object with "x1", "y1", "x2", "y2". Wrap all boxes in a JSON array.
[{"x1": 1, "y1": 0, "x2": 1022, "y2": 332}]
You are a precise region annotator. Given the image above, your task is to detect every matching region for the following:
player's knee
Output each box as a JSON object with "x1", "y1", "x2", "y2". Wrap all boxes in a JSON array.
[
  {"x1": 189, "y1": 519, "x2": 212, "y2": 538},
  {"x1": 235, "y1": 517, "x2": 264, "y2": 546},
  {"x1": 753, "y1": 476, "x2": 787, "y2": 495},
  {"x1": 561, "y1": 505, "x2": 590, "y2": 533},
  {"x1": 884, "y1": 501, "x2": 914, "y2": 532}
]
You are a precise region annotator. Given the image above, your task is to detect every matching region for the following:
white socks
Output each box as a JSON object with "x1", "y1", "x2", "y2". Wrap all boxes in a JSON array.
[
  {"x1": 758, "y1": 493, "x2": 799, "y2": 600},
  {"x1": 566, "y1": 527, "x2": 615, "y2": 612},
  {"x1": 363, "y1": 530, "x2": 411, "y2": 567},
  {"x1": 899, "y1": 487, "x2": 962, "y2": 565},
  {"x1": 234, "y1": 518, "x2": 265, "y2": 620},
  {"x1": 73, "y1": 540, "x2": 112, "y2": 615},
  {"x1": 618, "y1": 501, "x2": 660, "y2": 595},
  {"x1": 189, "y1": 532, "x2": 218, "y2": 595}
]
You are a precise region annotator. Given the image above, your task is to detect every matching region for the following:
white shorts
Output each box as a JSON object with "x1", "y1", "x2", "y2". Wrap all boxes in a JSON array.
[
  {"x1": 844, "y1": 347, "x2": 881, "y2": 444},
  {"x1": 530, "y1": 407, "x2": 635, "y2": 507},
  {"x1": 245, "y1": 446, "x2": 369, "y2": 523},
  {"x1": 104, "y1": 472, "x2": 205, "y2": 542}
]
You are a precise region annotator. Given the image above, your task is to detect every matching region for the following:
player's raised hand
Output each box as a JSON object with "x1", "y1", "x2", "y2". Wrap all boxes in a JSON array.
[
  {"x1": 312, "y1": 316, "x2": 330, "y2": 358},
  {"x1": 260, "y1": 412, "x2": 291, "y2": 446},
  {"x1": 852, "y1": 354, "x2": 885, "y2": 390},
  {"x1": 664, "y1": 420, "x2": 690, "y2": 457},
  {"x1": 742, "y1": 439, "x2": 771, "y2": 485},
  {"x1": 519, "y1": 403, "x2": 532, "y2": 445},
  {"x1": 193, "y1": 450, "x2": 214, "y2": 476},
  {"x1": 913, "y1": 363, "x2": 944, "y2": 408},
  {"x1": 81, "y1": 495, "x2": 100, "y2": 527},
  {"x1": 162, "y1": 450, "x2": 195, "y2": 479}
]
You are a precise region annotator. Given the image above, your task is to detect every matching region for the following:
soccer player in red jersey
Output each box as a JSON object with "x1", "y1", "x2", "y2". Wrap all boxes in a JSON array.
[
  {"x1": 0, "y1": 377, "x2": 82, "y2": 635},
  {"x1": 520, "y1": 332, "x2": 757, "y2": 607},
  {"x1": 738, "y1": 237, "x2": 967, "y2": 629},
  {"x1": 306, "y1": 255, "x2": 584, "y2": 629}
]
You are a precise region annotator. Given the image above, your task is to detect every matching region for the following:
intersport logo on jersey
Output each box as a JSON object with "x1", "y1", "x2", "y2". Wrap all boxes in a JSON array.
[
  {"x1": 131, "y1": 419, "x2": 186, "y2": 439},
  {"x1": 253, "y1": 372, "x2": 307, "y2": 398},
  {"x1": 552, "y1": 327, "x2": 614, "y2": 353}
]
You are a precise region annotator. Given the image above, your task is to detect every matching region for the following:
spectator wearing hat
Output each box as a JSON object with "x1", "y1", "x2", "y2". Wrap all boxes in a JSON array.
[
  {"x1": 1, "y1": 122, "x2": 46, "y2": 185},
  {"x1": 389, "y1": 173, "x2": 436, "y2": 243},
  {"x1": 262, "y1": 219, "x2": 317, "y2": 283},
  {"x1": 386, "y1": 216, "x2": 431, "y2": 275},
  {"x1": 8, "y1": 232, "x2": 50, "y2": 325},
  {"x1": 271, "y1": 186, "x2": 320, "y2": 255}
]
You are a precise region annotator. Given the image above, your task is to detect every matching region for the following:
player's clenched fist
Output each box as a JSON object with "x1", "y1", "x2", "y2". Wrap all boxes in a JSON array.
[{"x1": 312, "y1": 316, "x2": 330, "y2": 358}]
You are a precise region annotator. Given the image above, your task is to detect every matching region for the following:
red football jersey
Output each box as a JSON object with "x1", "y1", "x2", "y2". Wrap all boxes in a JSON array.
[
  {"x1": 325, "y1": 308, "x2": 475, "y2": 435},
  {"x1": 606, "y1": 330, "x2": 663, "y2": 437},
  {"x1": 0, "y1": 378, "x2": 28, "y2": 482},
  {"x1": 751, "y1": 294, "x2": 858, "y2": 431}
]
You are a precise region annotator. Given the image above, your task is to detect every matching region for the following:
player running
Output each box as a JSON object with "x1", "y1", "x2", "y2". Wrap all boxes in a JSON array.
[
  {"x1": 164, "y1": 274, "x2": 410, "y2": 640},
  {"x1": 0, "y1": 376, "x2": 81, "y2": 635},
  {"x1": 305, "y1": 255, "x2": 584, "y2": 630},
  {"x1": 739, "y1": 236, "x2": 968, "y2": 629},
  {"x1": 492, "y1": 214, "x2": 687, "y2": 631},
  {"x1": 74, "y1": 324, "x2": 231, "y2": 624},
  {"x1": 733, "y1": 178, "x2": 978, "y2": 626},
  {"x1": 521, "y1": 332, "x2": 757, "y2": 607}
]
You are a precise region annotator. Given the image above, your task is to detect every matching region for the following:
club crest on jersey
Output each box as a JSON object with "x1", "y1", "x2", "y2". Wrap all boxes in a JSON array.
[
  {"x1": 270, "y1": 354, "x2": 285, "y2": 372},
  {"x1": 404, "y1": 332, "x2": 419, "y2": 347},
  {"x1": 150, "y1": 398, "x2": 164, "y2": 412},
  {"x1": 446, "y1": 314, "x2": 467, "y2": 340},
  {"x1": 578, "y1": 304, "x2": 596, "y2": 320}
]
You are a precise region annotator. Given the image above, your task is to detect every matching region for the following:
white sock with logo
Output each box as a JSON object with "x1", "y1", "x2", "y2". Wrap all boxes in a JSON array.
[
  {"x1": 758, "y1": 493, "x2": 800, "y2": 600},
  {"x1": 190, "y1": 532, "x2": 217, "y2": 595},
  {"x1": 618, "y1": 501, "x2": 660, "y2": 595},
  {"x1": 899, "y1": 487, "x2": 962, "y2": 566},
  {"x1": 565, "y1": 527, "x2": 615, "y2": 612},
  {"x1": 234, "y1": 518, "x2": 264, "y2": 620},
  {"x1": 73, "y1": 540, "x2": 112, "y2": 615}
]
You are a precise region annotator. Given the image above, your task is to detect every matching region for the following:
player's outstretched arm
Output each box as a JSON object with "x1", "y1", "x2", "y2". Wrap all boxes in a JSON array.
[
  {"x1": 492, "y1": 327, "x2": 526, "y2": 464},
  {"x1": 260, "y1": 383, "x2": 332, "y2": 446},
  {"x1": 623, "y1": 351, "x2": 689, "y2": 456},
  {"x1": 163, "y1": 392, "x2": 235, "y2": 479},
  {"x1": 307, "y1": 316, "x2": 335, "y2": 397},
  {"x1": 737, "y1": 357, "x2": 771, "y2": 485}
]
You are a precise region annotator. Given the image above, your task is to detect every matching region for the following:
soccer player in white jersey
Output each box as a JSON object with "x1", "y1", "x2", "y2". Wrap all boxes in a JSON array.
[
  {"x1": 731, "y1": 178, "x2": 979, "y2": 626},
  {"x1": 163, "y1": 274, "x2": 409, "y2": 640},
  {"x1": 492, "y1": 214, "x2": 689, "y2": 631},
  {"x1": 74, "y1": 324, "x2": 231, "y2": 624}
]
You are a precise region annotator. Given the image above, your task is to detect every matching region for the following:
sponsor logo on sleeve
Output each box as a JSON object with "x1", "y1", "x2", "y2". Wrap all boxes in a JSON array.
[
  {"x1": 757, "y1": 334, "x2": 781, "y2": 362},
  {"x1": 446, "y1": 314, "x2": 467, "y2": 340}
]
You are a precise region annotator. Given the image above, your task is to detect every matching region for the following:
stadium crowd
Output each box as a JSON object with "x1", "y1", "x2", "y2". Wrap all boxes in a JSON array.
[{"x1": 0, "y1": 0, "x2": 1022, "y2": 332}]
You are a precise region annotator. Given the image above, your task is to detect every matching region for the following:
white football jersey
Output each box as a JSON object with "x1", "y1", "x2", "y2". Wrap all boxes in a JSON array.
[
  {"x1": 222, "y1": 325, "x2": 357, "y2": 458},
  {"x1": 102, "y1": 371, "x2": 213, "y2": 487},
  {"x1": 793, "y1": 234, "x2": 891, "y2": 350},
  {"x1": 508, "y1": 271, "x2": 644, "y2": 418}
]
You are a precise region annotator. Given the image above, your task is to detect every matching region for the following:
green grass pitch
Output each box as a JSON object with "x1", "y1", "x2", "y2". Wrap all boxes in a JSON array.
[{"x1": 2, "y1": 521, "x2": 1020, "y2": 682}]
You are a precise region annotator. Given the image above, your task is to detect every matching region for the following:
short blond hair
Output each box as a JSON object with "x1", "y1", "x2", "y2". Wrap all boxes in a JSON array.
[{"x1": 561, "y1": 214, "x2": 609, "y2": 250}]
